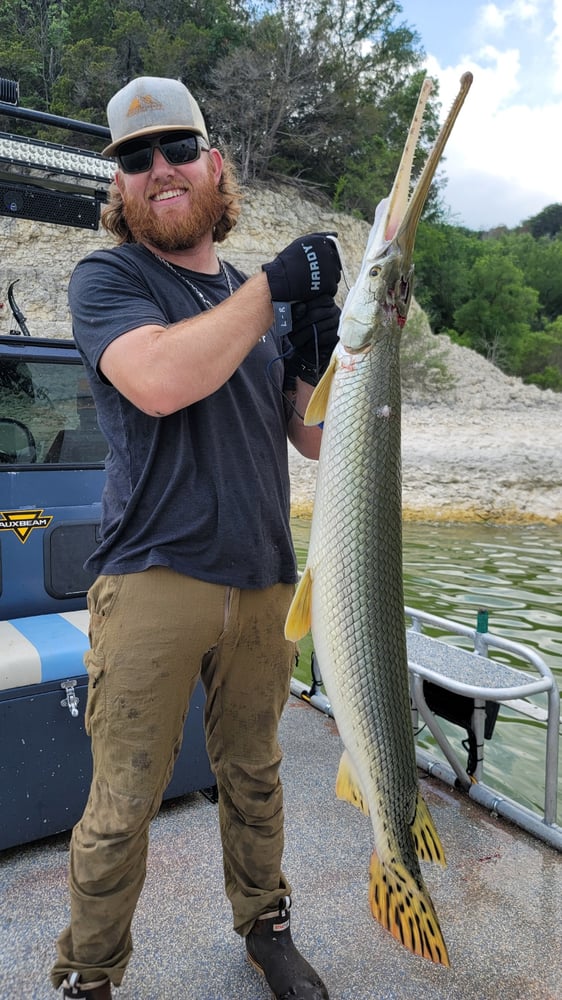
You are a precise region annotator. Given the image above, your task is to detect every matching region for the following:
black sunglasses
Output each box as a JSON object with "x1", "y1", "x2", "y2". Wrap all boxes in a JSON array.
[{"x1": 116, "y1": 131, "x2": 208, "y2": 174}]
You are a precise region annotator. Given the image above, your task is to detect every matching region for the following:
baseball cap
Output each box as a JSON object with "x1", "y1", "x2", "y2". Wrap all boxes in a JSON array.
[{"x1": 102, "y1": 76, "x2": 209, "y2": 157}]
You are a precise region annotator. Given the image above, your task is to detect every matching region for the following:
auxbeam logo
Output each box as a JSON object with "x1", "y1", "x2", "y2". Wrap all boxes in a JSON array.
[{"x1": 0, "y1": 509, "x2": 53, "y2": 543}]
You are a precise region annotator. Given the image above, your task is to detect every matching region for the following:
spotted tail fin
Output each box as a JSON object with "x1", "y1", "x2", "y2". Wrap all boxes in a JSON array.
[{"x1": 368, "y1": 851, "x2": 450, "y2": 966}]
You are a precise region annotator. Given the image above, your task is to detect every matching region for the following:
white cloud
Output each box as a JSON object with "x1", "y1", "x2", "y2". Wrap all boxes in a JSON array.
[
  {"x1": 549, "y1": 0, "x2": 562, "y2": 90},
  {"x1": 423, "y1": 17, "x2": 562, "y2": 228},
  {"x1": 400, "y1": 1, "x2": 562, "y2": 226},
  {"x1": 479, "y1": 4, "x2": 508, "y2": 31},
  {"x1": 479, "y1": 0, "x2": 541, "y2": 32}
]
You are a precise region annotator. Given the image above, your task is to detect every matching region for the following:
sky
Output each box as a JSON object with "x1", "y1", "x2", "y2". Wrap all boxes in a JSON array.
[{"x1": 394, "y1": 0, "x2": 562, "y2": 230}]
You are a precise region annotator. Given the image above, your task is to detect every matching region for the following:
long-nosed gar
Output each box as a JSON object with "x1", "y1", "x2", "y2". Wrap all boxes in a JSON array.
[{"x1": 286, "y1": 73, "x2": 473, "y2": 966}]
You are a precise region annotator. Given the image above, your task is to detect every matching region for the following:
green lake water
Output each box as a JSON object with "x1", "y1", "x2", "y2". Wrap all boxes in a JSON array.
[{"x1": 290, "y1": 517, "x2": 562, "y2": 823}]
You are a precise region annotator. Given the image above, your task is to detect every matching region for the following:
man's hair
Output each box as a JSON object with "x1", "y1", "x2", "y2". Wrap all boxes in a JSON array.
[{"x1": 101, "y1": 156, "x2": 243, "y2": 245}]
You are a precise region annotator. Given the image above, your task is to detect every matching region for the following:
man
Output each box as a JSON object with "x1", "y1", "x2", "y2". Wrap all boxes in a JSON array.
[{"x1": 51, "y1": 77, "x2": 342, "y2": 1000}]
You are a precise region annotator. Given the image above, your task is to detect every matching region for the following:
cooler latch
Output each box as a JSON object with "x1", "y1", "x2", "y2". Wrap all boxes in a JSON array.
[{"x1": 60, "y1": 679, "x2": 80, "y2": 718}]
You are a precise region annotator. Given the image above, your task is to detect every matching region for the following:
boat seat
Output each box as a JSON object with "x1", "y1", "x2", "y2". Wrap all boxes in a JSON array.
[
  {"x1": 405, "y1": 615, "x2": 559, "y2": 821},
  {"x1": 406, "y1": 629, "x2": 551, "y2": 701},
  {"x1": 0, "y1": 610, "x2": 88, "y2": 691}
]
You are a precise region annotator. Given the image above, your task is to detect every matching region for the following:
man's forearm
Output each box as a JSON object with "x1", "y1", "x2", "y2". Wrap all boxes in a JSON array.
[{"x1": 287, "y1": 379, "x2": 323, "y2": 460}]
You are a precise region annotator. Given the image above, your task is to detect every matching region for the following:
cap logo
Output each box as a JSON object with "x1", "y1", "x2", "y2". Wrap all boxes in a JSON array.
[{"x1": 126, "y1": 94, "x2": 164, "y2": 118}]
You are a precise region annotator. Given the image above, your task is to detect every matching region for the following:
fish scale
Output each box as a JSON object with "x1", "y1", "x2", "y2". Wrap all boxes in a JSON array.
[
  {"x1": 286, "y1": 72, "x2": 473, "y2": 968},
  {"x1": 305, "y1": 343, "x2": 422, "y2": 864}
]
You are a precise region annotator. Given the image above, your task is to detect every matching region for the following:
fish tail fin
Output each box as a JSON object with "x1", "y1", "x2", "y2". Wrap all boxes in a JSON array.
[
  {"x1": 304, "y1": 354, "x2": 337, "y2": 426},
  {"x1": 369, "y1": 852, "x2": 450, "y2": 967},
  {"x1": 285, "y1": 567, "x2": 313, "y2": 640},
  {"x1": 412, "y1": 791, "x2": 447, "y2": 867},
  {"x1": 335, "y1": 749, "x2": 370, "y2": 816}
]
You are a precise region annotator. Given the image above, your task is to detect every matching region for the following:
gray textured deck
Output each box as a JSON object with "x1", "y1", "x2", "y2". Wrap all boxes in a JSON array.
[{"x1": 1, "y1": 696, "x2": 561, "y2": 1000}]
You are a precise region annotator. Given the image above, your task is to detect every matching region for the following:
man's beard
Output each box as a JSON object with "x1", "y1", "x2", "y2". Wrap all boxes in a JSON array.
[{"x1": 122, "y1": 167, "x2": 226, "y2": 252}]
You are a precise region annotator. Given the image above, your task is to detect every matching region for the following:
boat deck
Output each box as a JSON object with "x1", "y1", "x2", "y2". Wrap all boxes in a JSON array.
[{"x1": 1, "y1": 696, "x2": 561, "y2": 1000}]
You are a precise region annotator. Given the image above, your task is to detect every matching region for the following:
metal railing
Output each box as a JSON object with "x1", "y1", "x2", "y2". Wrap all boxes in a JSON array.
[{"x1": 291, "y1": 605, "x2": 561, "y2": 851}]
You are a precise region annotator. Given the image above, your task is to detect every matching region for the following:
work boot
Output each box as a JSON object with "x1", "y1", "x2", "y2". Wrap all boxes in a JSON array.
[
  {"x1": 61, "y1": 974, "x2": 112, "y2": 999},
  {"x1": 246, "y1": 897, "x2": 329, "y2": 999}
]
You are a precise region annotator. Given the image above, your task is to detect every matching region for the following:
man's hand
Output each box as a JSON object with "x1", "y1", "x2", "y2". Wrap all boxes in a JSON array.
[
  {"x1": 284, "y1": 295, "x2": 341, "y2": 386},
  {"x1": 262, "y1": 233, "x2": 342, "y2": 303}
]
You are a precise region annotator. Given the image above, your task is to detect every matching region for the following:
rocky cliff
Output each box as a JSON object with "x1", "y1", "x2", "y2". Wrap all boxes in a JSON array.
[{"x1": 2, "y1": 181, "x2": 560, "y2": 524}]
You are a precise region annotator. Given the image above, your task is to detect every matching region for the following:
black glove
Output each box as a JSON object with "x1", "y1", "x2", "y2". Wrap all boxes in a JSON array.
[
  {"x1": 284, "y1": 295, "x2": 341, "y2": 386},
  {"x1": 262, "y1": 232, "x2": 342, "y2": 303}
]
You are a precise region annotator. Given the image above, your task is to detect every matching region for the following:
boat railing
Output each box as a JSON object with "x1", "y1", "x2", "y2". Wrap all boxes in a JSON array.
[
  {"x1": 405, "y1": 607, "x2": 560, "y2": 849},
  {"x1": 290, "y1": 605, "x2": 561, "y2": 852}
]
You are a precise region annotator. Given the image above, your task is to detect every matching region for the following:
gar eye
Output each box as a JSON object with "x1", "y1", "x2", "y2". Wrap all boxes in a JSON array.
[{"x1": 369, "y1": 265, "x2": 381, "y2": 276}]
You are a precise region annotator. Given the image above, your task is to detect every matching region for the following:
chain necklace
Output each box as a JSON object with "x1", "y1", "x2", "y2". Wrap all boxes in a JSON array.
[{"x1": 149, "y1": 249, "x2": 235, "y2": 309}]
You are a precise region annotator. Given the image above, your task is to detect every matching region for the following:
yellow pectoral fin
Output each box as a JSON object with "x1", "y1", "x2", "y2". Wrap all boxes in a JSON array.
[
  {"x1": 411, "y1": 791, "x2": 447, "y2": 867},
  {"x1": 285, "y1": 567, "x2": 313, "y2": 641},
  {"x1": 335, "y1": 749, "x2": 370, "y2": 816},
  {"x1": 304, "y1": 354, "x2": 337, "y2": 426}
]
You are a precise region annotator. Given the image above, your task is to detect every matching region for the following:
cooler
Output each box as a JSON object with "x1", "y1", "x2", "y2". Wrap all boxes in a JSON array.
[{"x1": 0, "y1": 610, "x2": 216, "y2": 851}]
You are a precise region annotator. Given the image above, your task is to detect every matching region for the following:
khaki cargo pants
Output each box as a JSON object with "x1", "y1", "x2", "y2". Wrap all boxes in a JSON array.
[{"x1": 51, "y1": 567, "x2": 295, "y2": 988}]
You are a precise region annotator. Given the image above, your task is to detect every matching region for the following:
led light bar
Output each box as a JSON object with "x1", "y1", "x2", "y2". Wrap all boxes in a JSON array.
[{"x1": 0, "y1": 132, "x2": 114, "y2": 184}]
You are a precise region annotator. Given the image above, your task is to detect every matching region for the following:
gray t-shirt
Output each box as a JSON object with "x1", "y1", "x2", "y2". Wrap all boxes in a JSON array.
[{"x1": 69, "y1": 243, "x2": 297, "y2": 589}]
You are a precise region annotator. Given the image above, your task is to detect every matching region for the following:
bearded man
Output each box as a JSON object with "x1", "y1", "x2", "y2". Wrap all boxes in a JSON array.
[{"x1": 50, "y1": 77, "x2": 341, "y2": 1000}]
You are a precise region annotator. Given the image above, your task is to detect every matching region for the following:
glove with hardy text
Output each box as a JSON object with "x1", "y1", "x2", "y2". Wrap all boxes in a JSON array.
[
  {"x1": 284, "y1": 295, "x2": 341, "y2": 386},
  {"x1": 262, "y1": 233, "x2": 342, "y2": 303}
]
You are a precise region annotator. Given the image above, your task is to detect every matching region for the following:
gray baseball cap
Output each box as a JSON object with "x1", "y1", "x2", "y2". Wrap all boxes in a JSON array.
[{"x1": 103, "y1": 76, "x2": 209, "y2": 157}]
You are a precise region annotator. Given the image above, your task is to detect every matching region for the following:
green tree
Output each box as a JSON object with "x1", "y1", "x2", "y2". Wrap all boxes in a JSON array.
[
  {"x1": 523, "y1": 202, "x2": 562, "y2": 239},
  {"x1": 504, "y1": 231, "x2": 562, "y2": 324},
  {"x1": 453, "y1": 247, "x2": 539, "y2": 372},
  {"x1": 50, "y1": 38, "x2": 117, "y2": 128},
  {"x1": 413, "y1": 221, "x2": 482, "y2": 331},
  {"x1": 207, "y1": 0, "x2": 437, "y2": 212},
  {"x1": 515, "y1": 316, "x2": 562, "y2": 390},
  {"x1": 50, "y1": 0, "x2": 248, "y2": 134},
  {"x1": 1, "y1": 0, "x2": 443, "y2": 209},
  {"x1": 205, "y1": 12, "x2": 313, "y2": 182},
  {"x1": 0, "y1": 0, "x2": 68, "y2": 113}
]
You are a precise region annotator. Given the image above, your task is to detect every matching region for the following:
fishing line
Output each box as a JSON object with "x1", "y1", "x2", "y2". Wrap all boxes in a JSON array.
[
  {"x1": 266, "y1": 350, "x2": 305, "y2": 421},
  {"x1": 327, "y1": 234, "x2": 352, "y2": 294},
  {"x1": 265, "y1": 320, "x2": 322, "y2": 421}
]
